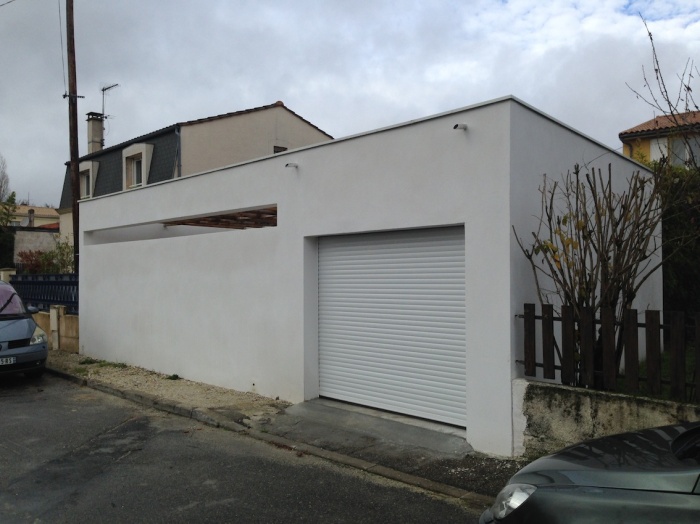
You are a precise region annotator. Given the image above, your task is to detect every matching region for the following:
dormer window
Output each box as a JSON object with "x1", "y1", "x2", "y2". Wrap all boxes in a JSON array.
[
  {"x1": 78, "y1": 160, "x2": 98, "y2": 199},
  {"x1": 122, "y1": 143, "x2": 153, "y2": 191},
  {"x1": 80, "y1": 170, "x2": 91, "y2": 198},
  {"x1": 126, "y1": 154, "x2": 143, "y2": 188}
]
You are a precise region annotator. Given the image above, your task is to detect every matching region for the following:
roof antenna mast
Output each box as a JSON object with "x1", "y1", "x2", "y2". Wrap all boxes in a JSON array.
[
  {"x1": 100, "y1": 83, "x2": 119, "y2": 147},
  {"x1": 101, "y1": 83, "x2": 119, "y2": 118}
]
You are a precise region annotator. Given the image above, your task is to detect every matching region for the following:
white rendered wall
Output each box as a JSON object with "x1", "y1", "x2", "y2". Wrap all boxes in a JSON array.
[
  {"x1": 508, "y1": 101, "x2": 662, "y2": 353},
  {"x1": 508, "y1": 102, "x2": 662, "y2": 453},
  {"x1": 79, "y1": 97, "x2": 661, "y2": 456}
]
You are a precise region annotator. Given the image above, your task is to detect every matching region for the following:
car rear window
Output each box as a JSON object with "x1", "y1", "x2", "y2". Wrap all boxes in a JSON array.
[{"x1": 0, "y1": 285, "x2": 25, "y2": 315}]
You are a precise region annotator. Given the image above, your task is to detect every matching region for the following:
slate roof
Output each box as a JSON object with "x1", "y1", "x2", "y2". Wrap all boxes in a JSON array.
[
  {"x1": 58, "y1": 165, "x2": 72, "y2": 210},
  {"x1": 59, "y1": 125, "x2": 179, "y2": 209},
  {"x1": 619, "y1": 111, "x2": 700, "y2": 139}
]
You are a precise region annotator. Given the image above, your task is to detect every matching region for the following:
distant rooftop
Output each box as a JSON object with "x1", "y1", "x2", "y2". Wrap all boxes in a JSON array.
[
  {"x1": 14, "y1": 205, "x2": 59, "y2": 219},
  {"x1": 620, "y1": 110, "x2": 700, "y2": 138}
]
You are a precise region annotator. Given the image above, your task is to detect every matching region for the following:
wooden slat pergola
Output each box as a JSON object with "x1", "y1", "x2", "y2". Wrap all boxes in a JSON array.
[{"x1": 163, "y1": 206, "x2": 277, "y2": 230}]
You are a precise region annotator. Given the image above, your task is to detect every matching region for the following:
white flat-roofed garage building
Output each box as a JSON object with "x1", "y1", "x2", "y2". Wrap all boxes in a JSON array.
[{"x1": 78, "y1": 96, "x2": 661, "y2": 457}]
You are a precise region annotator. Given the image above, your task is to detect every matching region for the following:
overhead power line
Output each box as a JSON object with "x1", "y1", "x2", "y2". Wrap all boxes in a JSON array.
[{"x1": 58, "y1": 0, "x2": 67, "y2": 94}]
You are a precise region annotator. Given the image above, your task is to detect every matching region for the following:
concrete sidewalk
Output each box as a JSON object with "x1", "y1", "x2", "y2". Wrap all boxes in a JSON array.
[{"x1": 46, "y1": 363, "x2": 518, "y2": 514}]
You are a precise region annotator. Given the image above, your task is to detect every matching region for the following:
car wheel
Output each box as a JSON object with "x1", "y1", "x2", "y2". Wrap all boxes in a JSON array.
[{"x1": 25, "y1": 368, "x2": 45, "y2": 379}]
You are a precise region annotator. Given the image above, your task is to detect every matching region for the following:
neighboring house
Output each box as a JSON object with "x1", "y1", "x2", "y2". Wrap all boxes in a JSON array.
[
  {"x1": 11, "y1": 205, "x2": 59, "y2": 228},
  {"x1": 8, "y1": 206, "x2": 60, "y2": 266},
  {"x1": 77, "y1": 96, "x2": 661, "y2": 457},
  {"x1": 58, "y1": 101, "x2": 333, "y2": 242},
  {"x1": 619, "y1": 110, "x2": 700, "y2": 166}
]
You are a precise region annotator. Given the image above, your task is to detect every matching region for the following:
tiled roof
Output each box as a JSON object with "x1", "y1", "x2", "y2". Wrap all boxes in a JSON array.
[
  {"x1": 14, "y1": 205, "x2": 59, "y2": 219},
  {"x1": 619, "y1": 111, "x2": 700, "y2": 138}
]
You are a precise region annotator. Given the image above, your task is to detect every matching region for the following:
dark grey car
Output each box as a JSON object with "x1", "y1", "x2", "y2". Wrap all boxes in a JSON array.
[
  {"x1": 0, "y1": 281, "x2": 48, "y2": 378},
  {"x1": 481, "y1": 422, "x2": 700, "y2": 523}
]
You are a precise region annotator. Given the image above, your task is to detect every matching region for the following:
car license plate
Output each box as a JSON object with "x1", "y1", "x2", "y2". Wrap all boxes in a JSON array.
[{"x1": 0, "y1": 357, "x2": 16, "y2": 365}]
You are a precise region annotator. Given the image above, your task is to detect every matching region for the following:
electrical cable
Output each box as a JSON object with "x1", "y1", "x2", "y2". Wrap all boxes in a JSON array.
[{"x1": 57, "y1": 0, "x2": 67, "y2": 95}]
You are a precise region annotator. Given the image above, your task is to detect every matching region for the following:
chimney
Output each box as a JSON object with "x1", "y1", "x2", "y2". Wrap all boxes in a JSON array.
[{"x1": 86, "y1": 112, "x2": 104, "y2": 153}]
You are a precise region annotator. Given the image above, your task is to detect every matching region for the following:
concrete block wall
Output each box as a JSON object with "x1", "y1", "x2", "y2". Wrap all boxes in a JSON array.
[
  {"x1": 14, "y1": 230, "x2": 57, "y2": 259},
  {"x1": 33, "y1": 306, "x2": 79, "y2": 353}
]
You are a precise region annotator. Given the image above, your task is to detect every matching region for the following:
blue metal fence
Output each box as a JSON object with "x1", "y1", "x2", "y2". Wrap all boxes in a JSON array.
[{"x1": 10, "y1": 274, "x2": 78, "y2": 315}]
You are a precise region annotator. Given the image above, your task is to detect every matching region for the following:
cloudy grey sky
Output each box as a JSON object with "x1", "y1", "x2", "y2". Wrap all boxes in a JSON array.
[{"x1": 1, "y1": 0, "x2": 699, "y2": 207}]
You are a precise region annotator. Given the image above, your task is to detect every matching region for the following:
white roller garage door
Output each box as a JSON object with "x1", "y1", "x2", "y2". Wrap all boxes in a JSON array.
[{"x1": 318, "y1": 227, "x2": 466, "y2": 426}]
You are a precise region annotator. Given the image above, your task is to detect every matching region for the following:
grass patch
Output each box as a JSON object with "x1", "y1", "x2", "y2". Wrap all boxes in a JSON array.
[
  {"x1": 97, "y1": 361, "x2": 128, "y2": 369},
  {"x1": 165, "y1": 374, "x2": 180, "y2": 380},
  {"x1": 77, "y1": 357, "x2": 128, "y2": 369},
  {"x1": 73, "y1": 366, "x2": 89, "y2": 376}
]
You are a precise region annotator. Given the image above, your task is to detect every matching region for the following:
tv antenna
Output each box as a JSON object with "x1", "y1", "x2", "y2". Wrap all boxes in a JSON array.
[{"x1": 101, "y1": 83, "x2": 119, "y2": 119}]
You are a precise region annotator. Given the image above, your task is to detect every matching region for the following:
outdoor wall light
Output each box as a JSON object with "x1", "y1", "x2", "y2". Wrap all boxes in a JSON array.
[
  {"x1": 285, "y1": 162, "x2": 298, "y2": 168},
  {"x1": 453, "y1": 123, "x2": 468, "y2": 130}
]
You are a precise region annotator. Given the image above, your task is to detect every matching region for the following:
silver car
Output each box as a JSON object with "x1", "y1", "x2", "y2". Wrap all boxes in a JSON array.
[
  {"x1": 0, "y1": 281, "x2": 48, "y2": 378},
  {"x1": 480, "y1": 422, "x2": 700, "y2": 523}
]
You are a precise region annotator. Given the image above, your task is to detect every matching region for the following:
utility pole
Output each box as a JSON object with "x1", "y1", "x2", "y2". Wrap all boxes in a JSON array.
[{"x1": 65, "y1": 0, "x2": 80, "y2": 273}]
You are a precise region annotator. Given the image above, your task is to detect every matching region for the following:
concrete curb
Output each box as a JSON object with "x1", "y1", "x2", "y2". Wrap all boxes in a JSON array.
[{"x1": 46, "y1": 366, "x2": 492, "y2": 512}]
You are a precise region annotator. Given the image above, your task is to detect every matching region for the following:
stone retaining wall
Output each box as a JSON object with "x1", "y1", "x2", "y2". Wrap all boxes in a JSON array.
[{"x1": 514, "y1": 378, "x2": 700, "y2": 458}]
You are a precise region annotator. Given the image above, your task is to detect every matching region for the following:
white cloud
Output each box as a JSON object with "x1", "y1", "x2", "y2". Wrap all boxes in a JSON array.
[{"x1": 0, "y1": 0, "x2": 699, "y2": 206}]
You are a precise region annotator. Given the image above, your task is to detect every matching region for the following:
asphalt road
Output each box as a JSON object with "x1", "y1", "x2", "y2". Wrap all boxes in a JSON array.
[{"x1": 0, "y1": 374, "x2": 481, "y2": 523}]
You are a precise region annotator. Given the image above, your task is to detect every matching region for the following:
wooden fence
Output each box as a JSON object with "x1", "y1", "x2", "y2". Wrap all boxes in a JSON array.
[{"x1": 520, "y1": 304, "x2": 700, "y2": 403}]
